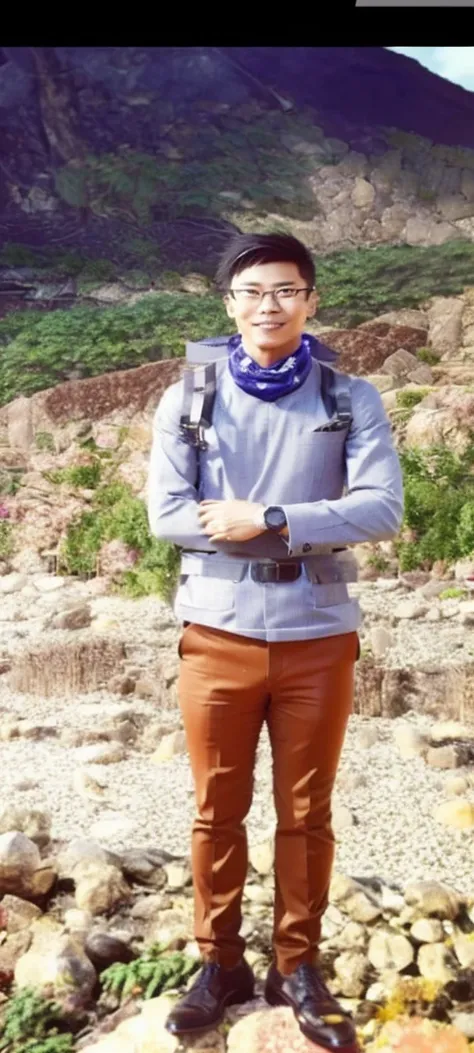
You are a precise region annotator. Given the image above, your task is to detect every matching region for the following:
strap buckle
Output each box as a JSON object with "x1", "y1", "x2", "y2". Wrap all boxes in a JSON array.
[{"x1": 179, "y1": 421, "x2": 209, "y2": 450}]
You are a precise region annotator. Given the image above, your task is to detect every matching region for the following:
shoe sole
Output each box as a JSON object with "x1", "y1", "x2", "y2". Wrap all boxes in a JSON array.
[
  {"x1": 265, "y1": 985, "x2": 361, "y2": 1053},
  {"x1": 165, "y1": 986, "x2": 255, "y2": 1037}
]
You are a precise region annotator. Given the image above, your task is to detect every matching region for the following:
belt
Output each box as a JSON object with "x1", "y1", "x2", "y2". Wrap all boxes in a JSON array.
[
  {"x1": 251, "y1": 561, "x2": 301, "y2": 583},
  {"x1": 180, "y1": 550, "x2": 357, "y2": 585}
]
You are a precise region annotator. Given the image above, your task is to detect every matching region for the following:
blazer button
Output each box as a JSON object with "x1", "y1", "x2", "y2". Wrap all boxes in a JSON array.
[{"x1": 302, "y1": 542, "x2": 312, "y2": 553}]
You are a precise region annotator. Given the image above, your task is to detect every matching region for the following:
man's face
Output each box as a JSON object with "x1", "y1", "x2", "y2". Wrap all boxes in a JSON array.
[{"x1": 225, "y1": 260, "x2": 318, "y2": 363}]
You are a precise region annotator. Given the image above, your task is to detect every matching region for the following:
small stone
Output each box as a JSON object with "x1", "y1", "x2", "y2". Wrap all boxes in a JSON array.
[
  {"x1": 1, "y1": 895, "x2": 42, "y2": 933},
  {"x1": 427, "y1": 745, "x2": 459, "y2": 770},
  {"x1": 393, "y1": 724, "x2": 429, "y2": 759},
  {"x1": 74, "y1": 862, "x2": 132, "y2": 915},
  {"x1": 445, "y1": 776, "x2": 470, "y2": 796},
  {"x1": 151, "y1": 730, "x2": 187, "y2": 763},
  {"x1": 365, "y1": 980, "x2": 386, "y2": 1003},
  {"x1": 332, "y1": 804, "x2": 355, "y2": 832},
  {"x1": 50, "y1": 605, "x2": 92, "y2": 631},
  {"x1": 333, "y1": 949, "x2": 368, "y2": 997},
  {"x1": 453, "y1": 931, "x2": 474, "y2": 969},
  {"x1": 134, "y1": 676, "x2": 159, "y2": 699},
  {"x1": 393, "y1": 600, "x2": 429, "y2": 620},
  {"x1": 368, "y1": 930, "x2": 415, "y2": 972},
  {"x1": 338, "y1": 920, "x2": 367, "y2": 950},
  {"x1": 370, "y1": 626, "x2": 393, "y2": 657},
  {"x1": 33, "y1": 574, "x2": 66, "y2": 593},
  {"x1": 84, "y1": 930, "x2": 135, "y2": 971},
  {"x1": 107, "y1": 675, "x2": 136, "y2": 695},
  {"x1": 431, "y1": 720, "x2": 474, "y2": 742},
  {"x1": 380, "y1": 886, "x2": 405, "y2": 913},
  {"x1": 244, "y1": 884, "x2": 274, "y2": 906},
  {"x1": 75, "y1": 743, "x2": 126, "y2": 765},
  {"x1": 355, "y1": 725, "x2": 379, "y2": 749},
  {"x1": 434, "y1": 799, "x2": 474, "y2": 828},
  {"x1": 0, "y1": 572, "x2": 27, "y2": 594},
  {"x1": 405, "y1": 880, "x2": 462, "y2": 920},
  {"x1": 417, "y1": 941, "x2": 456, "y2": 983},
  {"x1": 450, "y1": 1011, "x2": 474, "y2": 1040},
  {"x1": 410, "y1": 918, "x2": 445, "y2": 943},
  {"x1": 249, "y1": 839, "x2": 274, "y2": 876},
  {"x1": 163, "y1": 862, "x2": 192, "y2": 890}
]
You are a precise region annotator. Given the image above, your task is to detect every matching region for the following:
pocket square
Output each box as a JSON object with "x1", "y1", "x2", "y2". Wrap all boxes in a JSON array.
[{"x1": 313, "y1": 420, "x2": 348, "y2": 433}]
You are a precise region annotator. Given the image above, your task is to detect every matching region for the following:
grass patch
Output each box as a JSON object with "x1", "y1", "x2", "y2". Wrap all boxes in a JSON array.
[
  {"x1": 316, "y1": 241, "x2": 474, "y2": 328},
  {"x1": 58, "y1": 481, "x2": 181, "y2": 602},
  {"x1": 0, "y1": 293, "x2": 228, "y2": 405},
  {"x1": 100, "y1": 942, "x2": 199, "y2": 1003},
  {"x1": 417, "y1": 347, "x2": 441, "y2": 366},
  {"x1": 0, "y1": 986, "x2": 74, "y2": 1053}
]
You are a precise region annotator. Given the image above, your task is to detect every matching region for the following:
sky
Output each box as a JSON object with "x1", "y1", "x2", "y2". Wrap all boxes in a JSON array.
[{"x1": 387, "y1": 48, "x2": 474, "y2": 93}]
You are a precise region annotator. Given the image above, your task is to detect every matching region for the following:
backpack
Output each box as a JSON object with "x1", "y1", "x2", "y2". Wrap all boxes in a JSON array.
[{"x1": 179, "y1": 333, "x2": 352, "y2": 451}]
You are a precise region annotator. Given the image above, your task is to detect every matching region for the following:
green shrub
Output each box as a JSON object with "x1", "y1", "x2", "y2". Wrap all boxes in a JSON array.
[
  {"x1": 438, "y1": 587, "x2": 467, "y2": 600},
  {"x1": 417, "y1": 347, "x2": 441, "y2": 366},
  {"x1": 59, "y1": 482, "x2": 181, "y2": 601},
  {"x1": 0, "y1": 987, "x2": 74, "y2": 1053},
  {"x1": 35, "y1": 432, "x2": 55, "y2": 453},
  {"x1": 396, "y1": 441, "x2": 474, "y2": 570},
  {"x1": 100, "y1": 943, "x2": 199, "y2": 1003},
  {"x1": 396, "y1": 388, "x2": 431, "y2": 411},
  {"x1": 46, "y1": 462, "x2": 102, "y2": 489},
  {"x1": 0, "y1": 243, "x2": 41, "y2": 268},
  {"x1": 0, "y1": 470, "x2": 23, "y2": 496},
  {"x1": 316, "y1": 241, "x2": 474, "y2": 328},
  {"x1": 0, "y1": 293, "x2": 228, "y2": 405},
  {"x1": 0, "y1": 521, "x2": 13, "y2": 558}
]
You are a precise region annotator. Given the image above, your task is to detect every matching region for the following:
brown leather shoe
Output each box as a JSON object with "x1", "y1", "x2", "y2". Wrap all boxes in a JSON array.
[
  {"x1": 265, "y1": 962, "x2": 360, "y2": 1051},
  {"x1": 165, "y1": 958, "x2": 255, "y2": 1036}
]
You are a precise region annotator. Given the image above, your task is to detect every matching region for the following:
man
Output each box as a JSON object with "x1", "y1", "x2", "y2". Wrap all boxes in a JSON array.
[{"x1": 148, "y1": 232, "x2": 403, "y2": 1051}]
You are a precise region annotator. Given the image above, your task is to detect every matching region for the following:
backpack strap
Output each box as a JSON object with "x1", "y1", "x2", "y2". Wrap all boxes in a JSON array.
[
  {"x1": 179, "y1": 357, "x2": 353, "y2": 451},
  {"x1": 179, "y1": 361, "x2": 220, "y2": 450},
  {"x1": 319, "y1": 362, "x2": 353, "y2": 429}
]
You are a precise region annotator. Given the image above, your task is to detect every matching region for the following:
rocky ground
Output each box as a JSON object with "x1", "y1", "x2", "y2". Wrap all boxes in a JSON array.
[{"x1": 1, "y1": 568, "x2": 474, "y2": 890}]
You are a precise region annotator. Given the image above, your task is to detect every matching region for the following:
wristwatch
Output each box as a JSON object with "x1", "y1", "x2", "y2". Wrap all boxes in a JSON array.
[{"x1": 257, "y1": 506, "x2": 288, "y2": 533}]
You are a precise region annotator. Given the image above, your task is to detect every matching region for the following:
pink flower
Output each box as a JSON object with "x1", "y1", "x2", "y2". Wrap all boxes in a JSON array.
[{"x1": 0, "y1": 505, "x2": 10, "y2": 520}]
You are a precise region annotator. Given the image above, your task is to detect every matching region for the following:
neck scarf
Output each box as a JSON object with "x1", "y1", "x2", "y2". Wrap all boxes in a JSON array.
[{"x1": 227, "y1": 332, "x2": 313, "y2": 402}]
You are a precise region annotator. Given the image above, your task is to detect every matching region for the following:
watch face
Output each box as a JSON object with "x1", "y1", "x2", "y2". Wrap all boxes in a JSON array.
[{"x1": 265, "y1": 507, "x2": 286, "y2": 530}]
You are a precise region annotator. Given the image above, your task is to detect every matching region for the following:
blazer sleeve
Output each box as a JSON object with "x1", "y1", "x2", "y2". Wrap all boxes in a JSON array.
[{"x1": 279, "y1": 376, "x2": 404, "y2": 557}]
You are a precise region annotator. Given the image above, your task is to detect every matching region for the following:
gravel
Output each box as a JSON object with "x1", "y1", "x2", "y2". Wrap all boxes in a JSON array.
[{"x1": 1, "y1": 576, "x2": 474, "y2": 896}]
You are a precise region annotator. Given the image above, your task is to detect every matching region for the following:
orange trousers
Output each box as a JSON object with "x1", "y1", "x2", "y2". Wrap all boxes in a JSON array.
[{"x1": 177, "y1": 622, "x2": 359, "y2": 976}]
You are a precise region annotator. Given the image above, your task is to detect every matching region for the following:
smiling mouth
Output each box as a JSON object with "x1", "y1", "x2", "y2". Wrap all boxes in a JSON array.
[{"x1": 255, "y1": 322, "x2": 284, "y2": 328}]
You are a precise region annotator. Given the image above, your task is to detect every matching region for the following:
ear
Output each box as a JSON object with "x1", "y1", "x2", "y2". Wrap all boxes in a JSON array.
[
  {"x1": 307, "y1": 289, "x2": 319, "y2": 318},
  {"x1": 225, "y1": 295, "x2": 236, "y2": 321}
]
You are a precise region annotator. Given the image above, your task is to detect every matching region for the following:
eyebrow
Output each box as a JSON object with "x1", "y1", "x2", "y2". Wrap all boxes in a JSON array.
[{"x1": 233, "y1": 280, "x2": 298, "y2": 288}]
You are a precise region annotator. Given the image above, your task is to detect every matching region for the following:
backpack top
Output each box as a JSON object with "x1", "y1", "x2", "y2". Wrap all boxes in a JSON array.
[
  {"x1": 185, "y1": 332, "x2": 339, "y2": 365},
  {"x1": 179, "y1": 333, "x2": 350, "y2": 451}
]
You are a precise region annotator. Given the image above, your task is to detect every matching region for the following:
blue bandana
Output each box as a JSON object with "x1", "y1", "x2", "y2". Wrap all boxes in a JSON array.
[{"x1": 227, "y1": 333, "x2": 313, "y2": 402}]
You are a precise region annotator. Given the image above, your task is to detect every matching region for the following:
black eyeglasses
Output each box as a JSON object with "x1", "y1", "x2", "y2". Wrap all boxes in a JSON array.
[{"x1": 228, "y1": 287, "x2": 314, "y2": 305}]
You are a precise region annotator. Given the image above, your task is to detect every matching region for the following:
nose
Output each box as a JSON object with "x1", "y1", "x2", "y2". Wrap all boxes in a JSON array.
[{"x1": 257, "y1": 291, "x2": 281, "y2": 313}]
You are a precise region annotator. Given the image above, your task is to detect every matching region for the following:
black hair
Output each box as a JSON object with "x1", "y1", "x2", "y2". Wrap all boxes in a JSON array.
[{"x1": 215, "y1": 232, "x2": 316, "y2": 292}]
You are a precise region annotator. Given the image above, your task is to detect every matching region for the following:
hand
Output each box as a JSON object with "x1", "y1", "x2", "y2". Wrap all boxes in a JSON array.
[{"x1": 198, "y1": 499, "x2": 266, "y2": 544}]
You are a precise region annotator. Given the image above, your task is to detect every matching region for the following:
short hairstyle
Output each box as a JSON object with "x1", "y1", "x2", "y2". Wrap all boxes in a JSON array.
[{"x1": 215, "y1": 232, "x2": 316, "y2": 292}]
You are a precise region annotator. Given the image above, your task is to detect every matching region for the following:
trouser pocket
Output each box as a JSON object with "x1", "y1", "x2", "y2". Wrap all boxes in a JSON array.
[{"x1": 178, "y1": 621, "x2": 191, "y2": 658}]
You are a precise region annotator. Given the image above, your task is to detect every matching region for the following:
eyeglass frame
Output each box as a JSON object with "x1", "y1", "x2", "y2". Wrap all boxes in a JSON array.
[{"x1": 227, "y1": 286, "x2": 315, "y2": 304}]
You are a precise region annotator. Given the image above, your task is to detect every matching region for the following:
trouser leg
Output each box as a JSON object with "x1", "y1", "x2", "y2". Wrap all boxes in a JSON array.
[
  {"x1": 177, "y1": 623, "x2": 268, "y2": 968},
  {"x1": 266, "y1": 631, "x2": 358, "y2": 975}
]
